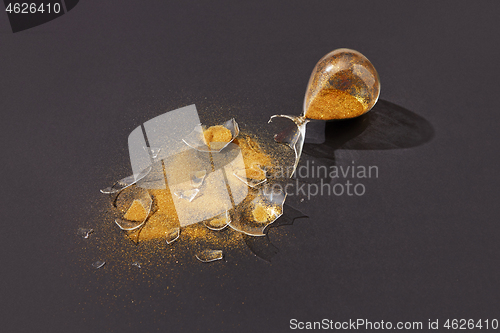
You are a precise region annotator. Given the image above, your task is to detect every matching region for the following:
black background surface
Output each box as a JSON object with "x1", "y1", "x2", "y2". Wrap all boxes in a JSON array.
[{"x1": 1, "y1": 1, "x2": 499, "y2": 332}]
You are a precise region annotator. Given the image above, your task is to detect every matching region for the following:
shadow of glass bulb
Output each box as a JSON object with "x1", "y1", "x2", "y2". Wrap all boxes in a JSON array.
[{"x1": 270, "y1": 48, "x2": 380, "y2": 175}]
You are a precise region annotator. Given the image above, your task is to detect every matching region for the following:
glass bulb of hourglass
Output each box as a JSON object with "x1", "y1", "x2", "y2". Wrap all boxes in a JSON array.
[{"x1": 304, "y1": 48, "x2": 380, "y2": 120}]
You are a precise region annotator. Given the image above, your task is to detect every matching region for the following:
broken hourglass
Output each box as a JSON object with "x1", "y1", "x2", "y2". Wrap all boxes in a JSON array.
[{"x1": 270, "y1": 48, "x2": 381, "y2": 174}]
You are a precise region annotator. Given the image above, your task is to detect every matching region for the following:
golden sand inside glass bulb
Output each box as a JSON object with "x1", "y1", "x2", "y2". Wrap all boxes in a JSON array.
[{"x1": 305, "y1": 88, "x2": 366, "y2": 120}]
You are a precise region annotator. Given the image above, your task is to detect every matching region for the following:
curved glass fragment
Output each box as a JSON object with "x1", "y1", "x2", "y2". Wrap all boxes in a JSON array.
[
  {"x1": 114, "y1": 187, "x2": 152, "y2": 231},
  {"x1": 269, "y1": 115, "x2": 307, "y2": 177},
  {"x1": 92, "y1": 260, "x2": 106, "y2": 269},
  {"x1": 191, "y1": 170, "x2": 207, "y2": 188},
  {"x1": 182, "y1": 118, "x2": 239, "y2": 152},
  {"x1": 229, "y1": 187, "x2": 286, "y2": 236},
  {"x1": 166, "y1": 227, "x2": 180, "y2": 244},
  {"x1": 100, "y1": 165, "x2": 152, "y2": 195},
  {"x1": 195, "y1": 249, "x2": 224, "y2": 262},
  {"x1": 203, "y1": 210, "x2": 231, "y2": 231},
  {"x1": 233, "y1": 164, "x2": 267, "y2": 188},
  {"x1": 143, "y1": 146, "x2": 161, "y2": 160},
  {"x1": 77, "y1": 228, "x2": 93, "y2": 239},
  {"x1": 173, "y1": 188, "x2": 200, "y2": 202}
]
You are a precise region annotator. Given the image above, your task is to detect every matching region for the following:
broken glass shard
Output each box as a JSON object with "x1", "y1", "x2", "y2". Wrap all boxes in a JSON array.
[
  {"x1": 92, "y1": 260, "x2": 106, "y2": 269},
  {"x1": 166, "y1": 227, "x2": 180, "y2": 244},
  {"x1": 135, "y1": 160, "x2": 167, "y2": 190},
  {"x1": 195, "y1": 249, "x2": 224, "y2": 263},
  {"x1": 114, "y1": 187, "x2": 152, "y2": 231},
  {"x1": 77, "y1": 228, "x2": 93, "y2": 239},
  {"x1": 229, "y1": 187, "x2": 286, "y2": 236},
  {"x1": 131, "y1": 261, "x2": 141, "y2": 268},
  {"x1": 191, "y1": 170, "x2": 207, "y2": 188},
  {"x1": 100, "y1": 165, "x2": 152, "y2": 195},
  {"x1": 174, "y1": 188, "x2": 200, "y2": 202},
  {"x1": 233, "y1": 165, "x2": 267, "y2": 188},
  {"x1": 143, "y1": 146, "x2": 161, "y2": 160},
  {"x1": 182, "y1": 118, "x2": 239, "y2": 152},
  {"x1": 269, "y1": 115, "x2": 307, "y2": 177},
  {"x1": 142, "y1": 146, "x2": 161, "y2": 162},
  {"x1": 203, "y1": 210, "x2": 231, "y2": 231}
]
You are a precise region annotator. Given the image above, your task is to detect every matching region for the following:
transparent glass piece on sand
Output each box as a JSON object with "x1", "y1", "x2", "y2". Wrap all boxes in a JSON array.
[
  {"x1": 131, "y1": 261, "x2": 141, "y2": 268},
  {"x1": 191, "y1": 170, "x2": 207, "y2": 188},
  {"x1": 182, "y1": 118, "x2": 239, "y2": 152},
  {"x1": 77, "y1": 228, "x2": 93, "y2": 239},
  {"x1": 229, "y1": 187, "x2": 286, "y2": 236},
  {"x1": 166, "y1": 227, "x2": 180, "y2": 244},
  {"x1": 92, "y1": 260, "x2": 106, "y2": 269},
  {"x1": 195, "y1": 249, "x2": 224, "y2": 263},
  {"x1": 233, "y1": 165, "x2": 267, "y2": 188},
  {"x1": 174, "y1": 188, "x2": 200, "y2": 202},
  {"x1": 203, "y1": 210, "x2": 231, "y2": 231},
  {"x1": 100, "y1": 165, "x2": 152, "y2": 195},
  {"x1": 114, "y1": 187, "x2": 152, "y2": 231}
]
